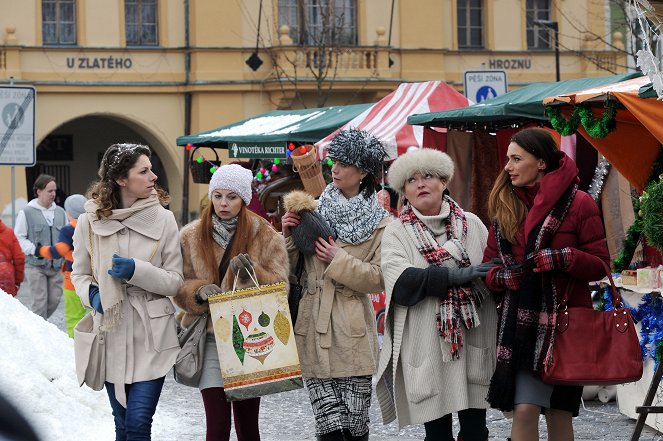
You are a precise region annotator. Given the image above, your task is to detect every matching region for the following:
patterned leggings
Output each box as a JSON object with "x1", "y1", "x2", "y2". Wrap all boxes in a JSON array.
[{"x1": 304, "y1": 376, "x2": 372, "y2": 437}]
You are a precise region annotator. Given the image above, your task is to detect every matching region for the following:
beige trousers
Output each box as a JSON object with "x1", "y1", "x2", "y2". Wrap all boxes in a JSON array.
[{"x1": 25, "y1": 266, "x2": 63, "y2": 319}]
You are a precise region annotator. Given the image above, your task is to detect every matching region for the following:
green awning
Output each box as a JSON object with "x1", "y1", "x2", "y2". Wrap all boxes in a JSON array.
[
  {"x1": 407, "y1": 73, "x2": 642, "y2": 128},
  {"x1": 176, "y1": 103, "x2": 374, "y2": 147},
  {"x1": 639, "y1": 82, "x2": 657, "y2": 99}
]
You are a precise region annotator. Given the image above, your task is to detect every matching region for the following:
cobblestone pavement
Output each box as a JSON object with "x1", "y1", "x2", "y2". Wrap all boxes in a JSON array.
[{"x1": 17, "y1": 286, "x2": 663, "y2": 440}]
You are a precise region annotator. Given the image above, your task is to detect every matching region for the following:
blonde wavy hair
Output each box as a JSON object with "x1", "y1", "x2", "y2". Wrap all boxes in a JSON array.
[{"x1": 86, "y1": 143, "x2": 170, "y2": 219}]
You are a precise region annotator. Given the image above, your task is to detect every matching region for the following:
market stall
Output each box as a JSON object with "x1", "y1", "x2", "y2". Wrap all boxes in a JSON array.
[
  {"x1": 175, "y1": 103, "x2": 374, "y2": 224},
  {"x1": 315, "y1": 81, "x2": 472, "y2": 160}
]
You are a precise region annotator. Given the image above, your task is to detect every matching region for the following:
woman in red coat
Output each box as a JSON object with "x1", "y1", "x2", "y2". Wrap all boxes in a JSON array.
[
  {"x1": 482, "y1": 128, "x2": 610, "y2": 441},
  {"x1": 0, "y1": 219, "x2": 25, "y2": 296}
]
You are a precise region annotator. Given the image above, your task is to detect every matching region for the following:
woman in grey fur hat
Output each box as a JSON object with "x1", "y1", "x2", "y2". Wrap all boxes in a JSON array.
[
  {"x1": 281, "y1": 128, "x2": 390, "y2": 441},
  {"x1": 375, "y1": 148, "x2": 499, "y2": 441}
]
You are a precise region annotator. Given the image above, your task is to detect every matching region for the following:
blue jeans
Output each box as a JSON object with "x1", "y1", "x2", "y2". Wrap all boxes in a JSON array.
[{"x1": 105, "y1": 377, "x2": 165, "y2": 441}]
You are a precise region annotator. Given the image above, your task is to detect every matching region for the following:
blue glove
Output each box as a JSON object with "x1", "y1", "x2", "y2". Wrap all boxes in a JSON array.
[
  {"x1": 89, "y1": 285, "x2": 103, "y2": 314},
  {"x1": 108, "y1": 254, "x2": 135, "y2": 280}
]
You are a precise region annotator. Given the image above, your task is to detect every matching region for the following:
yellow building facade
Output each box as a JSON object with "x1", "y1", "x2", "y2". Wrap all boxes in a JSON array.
[{"x1": 0, "y1": 0, "x2": 628, "y2": 223}]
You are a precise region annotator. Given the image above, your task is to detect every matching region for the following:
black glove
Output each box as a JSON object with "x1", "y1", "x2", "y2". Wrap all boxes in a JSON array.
[
  {"x1": 230, "y1": 254, "x2": 253, "y2": 281},
  {"x1": 447, "y1": 262, "x2": 499, "y2": 286},
  {"x1": 195, "y1": 284, "x2": 220, "y2": 304},
  {"x1": 33, "y1": 242, "x2": 43, "y2": 259}
]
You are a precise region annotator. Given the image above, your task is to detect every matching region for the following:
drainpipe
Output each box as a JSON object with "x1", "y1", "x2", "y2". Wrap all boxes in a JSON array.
[{"x1": 182, "y1": 0, "x2": 192, "y2": 226}]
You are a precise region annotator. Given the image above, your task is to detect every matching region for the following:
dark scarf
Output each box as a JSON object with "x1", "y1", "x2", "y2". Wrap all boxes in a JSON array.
[
  {"x1": 399, "y1": 196, "x2": 484, "y2": 360},
  {"x1": 487, "y1": 182, "x2": 578, "y2": 411}
]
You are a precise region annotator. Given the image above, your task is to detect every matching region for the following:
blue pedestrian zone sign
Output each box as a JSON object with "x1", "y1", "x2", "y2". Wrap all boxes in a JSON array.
[{"x1": 464, "y1": 70, "x2": 508, "y2": 104}]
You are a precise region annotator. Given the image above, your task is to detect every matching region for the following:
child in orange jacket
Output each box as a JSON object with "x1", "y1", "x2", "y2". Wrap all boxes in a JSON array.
[{"x1": 0, "y1": 219, "x2": 24, "y2": 296}]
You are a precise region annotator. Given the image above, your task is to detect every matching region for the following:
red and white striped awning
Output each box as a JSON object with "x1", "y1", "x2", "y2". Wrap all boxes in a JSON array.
[{"x1": 316, "y1": 81, "x2": 471, "y2": 160}]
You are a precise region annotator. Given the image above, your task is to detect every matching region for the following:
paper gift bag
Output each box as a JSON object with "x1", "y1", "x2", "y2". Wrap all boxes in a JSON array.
[{"x1": 208, "y1": 272, "x2": 303, "y2": 401}]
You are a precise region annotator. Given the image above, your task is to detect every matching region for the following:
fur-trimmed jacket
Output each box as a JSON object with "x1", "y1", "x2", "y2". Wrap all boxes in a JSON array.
[{"x1": 174, "y1": 214, "x2": 289, "y2": 332}]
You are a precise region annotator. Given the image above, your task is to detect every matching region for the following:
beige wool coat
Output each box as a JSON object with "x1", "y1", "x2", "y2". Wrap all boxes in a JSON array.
[
  {"x1": 286, "y1": 217, "x2": 390, "y2": 378},
  {"x1": 72, "y1": 205, "x2": 184, "y2": 406},
  {"x1": 174, "y1": 215, "x2": 289, "y2": 332},
  {"x1": 375, "y1": 205, "x2": 497, "y2": 428}
]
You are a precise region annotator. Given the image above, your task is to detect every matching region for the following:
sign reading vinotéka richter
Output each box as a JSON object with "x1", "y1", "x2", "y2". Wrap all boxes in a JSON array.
[
  {"x1": 230, "y1": 142, "x2": 287, "y2": 159},
  {"x1": 0, "y1": 86, "x2": 36, "y2": 166}
]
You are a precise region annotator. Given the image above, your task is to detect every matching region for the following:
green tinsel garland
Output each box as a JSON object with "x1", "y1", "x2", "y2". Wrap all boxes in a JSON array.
[
  {"x1": 641, "y1": 178, "x2": 663, "y2": 253},
  {"x1": 613, "y1": 214, "x2": 642, "y2": 273},
  {"x1": 546, "y1": 101, "x2": 617, "y2": 139},
  {"x1": 657, "y1": 340, "x2": 663, "y2": 364}
]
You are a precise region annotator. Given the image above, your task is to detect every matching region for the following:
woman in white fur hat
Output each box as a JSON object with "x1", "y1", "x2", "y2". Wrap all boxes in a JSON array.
[
  {"x1": 175, "y1": 163, "x2": 289, "y2": 441},
  {"x1": 281, "y1": 128, "x2": 390, "y2": 441},
  {"x1": 375, "y1": 148, "x2": 499, "y2": 441}
]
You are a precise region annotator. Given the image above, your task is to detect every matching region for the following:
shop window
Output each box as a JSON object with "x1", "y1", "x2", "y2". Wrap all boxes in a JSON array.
[
  {"x1": 42, "y1": 0, "x2": 76, "y2": 45},
  {"x1": 457, "y1": 0, "x2": 483, "y2": 49},
  {"x1": 278, "y1": 0, "x2": 357, "y2": 46},
  {"x1": 526, "y1": 0, "x2": 552, "y2": 50},
  {"x1": 125, "y1": 0, "x2": 158, "y2": 46}
]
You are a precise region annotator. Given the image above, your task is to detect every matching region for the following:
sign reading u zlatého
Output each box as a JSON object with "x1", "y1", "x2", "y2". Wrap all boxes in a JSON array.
[
  {"x1": 230, "y1": 142, "x2": 287, "y2": 159},
  {"x1": 0, "y1": 86, "x2": 36, "y2": 166}
]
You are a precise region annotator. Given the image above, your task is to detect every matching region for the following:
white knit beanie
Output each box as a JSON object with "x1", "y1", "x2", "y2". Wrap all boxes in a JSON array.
[{"x1": 208, "y1": 164, "x2": 253, "y2": 205}]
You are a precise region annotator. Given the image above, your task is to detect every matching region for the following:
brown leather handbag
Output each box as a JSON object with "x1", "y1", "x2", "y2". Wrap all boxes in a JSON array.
[{"x1": 542, "y1": 261, "x2": 643, "y2": 386}]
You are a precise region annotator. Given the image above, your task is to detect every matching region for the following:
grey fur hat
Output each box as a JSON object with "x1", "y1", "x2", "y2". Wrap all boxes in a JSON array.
[
  {"x1": 388, "y1": 148, "x2": 455, "y2": 195},
  {"x1": 283, "y1": 191, "x2": 336, "y2": 255},
  {"x1": 327, "y1": 128, "x2": 386, "y2": 178}
]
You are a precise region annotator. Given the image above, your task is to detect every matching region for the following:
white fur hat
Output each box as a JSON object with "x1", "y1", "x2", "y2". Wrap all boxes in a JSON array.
[
  {"x1": 208, "y1": 164, "x2": 253, "y2": 205},
  {"x1": 387, "y1": 148, "x2": 454, "y2": 195}
]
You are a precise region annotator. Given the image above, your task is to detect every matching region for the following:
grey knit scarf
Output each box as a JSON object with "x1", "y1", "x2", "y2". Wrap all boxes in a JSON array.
[{"x1": 211, "y1": 214, "x2": 238, "y2": 249}]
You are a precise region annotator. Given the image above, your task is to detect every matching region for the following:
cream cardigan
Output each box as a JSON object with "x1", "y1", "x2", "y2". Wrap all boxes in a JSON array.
[{"x1": 375, "y1": 204, "x2": 497, "y2": 428}]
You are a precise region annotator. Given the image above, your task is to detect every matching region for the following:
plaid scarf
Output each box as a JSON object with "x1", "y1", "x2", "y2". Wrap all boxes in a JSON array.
[
  {"x1": 487, "y1": 182, "x2": 578, "y2": 411},
  {"x1": 399, "y1": 196, "x2": 485, "y2": 360}
]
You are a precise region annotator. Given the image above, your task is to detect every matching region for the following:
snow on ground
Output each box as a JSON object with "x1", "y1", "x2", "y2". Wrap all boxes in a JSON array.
[{"x1": 0, "y1": 290, "x2": 190, "y2": 441}]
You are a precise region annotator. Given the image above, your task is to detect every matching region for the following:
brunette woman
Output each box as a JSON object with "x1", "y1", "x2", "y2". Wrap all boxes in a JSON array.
[{"x1": 483, "y1": 128, "x2": 610, "y2": 441}]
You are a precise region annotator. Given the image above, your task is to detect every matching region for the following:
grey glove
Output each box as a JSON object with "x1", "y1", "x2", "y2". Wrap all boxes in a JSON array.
[
  {"x1": 230, "y1": 254, "x2": 253, "y2": 281},
  {"x1": 195, "y1": 284, "x2": 221, "y2": 304},
  {"x1": 447, "y1": 262, "x2": 500, "y2": 287}
]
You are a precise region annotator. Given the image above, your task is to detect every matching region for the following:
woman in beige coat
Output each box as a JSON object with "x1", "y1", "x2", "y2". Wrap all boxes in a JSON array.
[
  {"x1": 375, "y1": 149, "x2": 499, "y2": 441},
  {"x1": 282, "y1": 129, "x2": 390, "y2": 441},
  {"x1": 72, "y1": 143, "x2": 183, "y2": 441},
  {"x1": 174, "y1": 164, "x2": 289, "y2": 441}
]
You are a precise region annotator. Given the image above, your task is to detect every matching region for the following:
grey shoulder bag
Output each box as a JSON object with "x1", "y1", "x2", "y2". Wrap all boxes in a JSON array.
[{"x1": 173, "y1": 312, "x2": 209, "y2": 387}]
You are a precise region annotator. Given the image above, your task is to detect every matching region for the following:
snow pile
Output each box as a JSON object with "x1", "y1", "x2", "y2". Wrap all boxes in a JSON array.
[{"x1": 0, "y1": 291, "x2": 114, "y2": 440}]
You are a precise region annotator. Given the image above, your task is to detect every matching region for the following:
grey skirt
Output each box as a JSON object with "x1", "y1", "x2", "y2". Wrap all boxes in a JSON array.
[
  {"x1": 198, "y1": 334, "x2": 224, "y2": 391},
  {"x1": 514, "y1": 370, "x2": 582, "y2": 416}
]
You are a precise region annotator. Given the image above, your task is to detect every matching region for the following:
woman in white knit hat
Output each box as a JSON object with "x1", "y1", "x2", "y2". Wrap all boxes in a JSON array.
[
  {"x1": 281, "y1": 128, "x2": 390, "y2": 441},
  {"x1": 375, "y1": 148, "x2": 499, "y2": 441},
  {"x1": 175, "y1": 163, "x2": 289, "y2": 441}
]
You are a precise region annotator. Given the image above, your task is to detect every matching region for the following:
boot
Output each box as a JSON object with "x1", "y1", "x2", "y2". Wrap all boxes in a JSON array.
[
  {"x1": 317, "y1": 429, "x2": 344, "y2": 441},
  {"x1": 342, "y1": 429, "x2": 369, "y2": 441}
]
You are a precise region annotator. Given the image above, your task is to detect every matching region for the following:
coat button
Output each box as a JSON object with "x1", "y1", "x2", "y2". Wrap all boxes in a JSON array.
[{"x1": 164, "y1": 306, "x2": 171, "y2": 314}]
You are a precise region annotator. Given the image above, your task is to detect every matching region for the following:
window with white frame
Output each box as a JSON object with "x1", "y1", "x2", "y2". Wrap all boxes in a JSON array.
[
  {"x1": 125, "y1": 0, "x2": 158, "y2": 46},
  {"x1": 457, "y1": 0, "x2": 483, "y2": 49},
  {"x1": 42, "y1": 0, "x2": 76, "y2": 45},
  {"x1": 527, "y1": 0, "x2": 552, "y2": 49},
  {"x1": 278, "y1": 0, "x2": 357, "y2": 46}
]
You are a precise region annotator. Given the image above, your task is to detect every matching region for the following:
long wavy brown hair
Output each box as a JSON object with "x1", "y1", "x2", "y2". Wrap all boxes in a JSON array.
[
  {"x1": 197, "y1": 201, "x2": 261, "y2": 286},
  {"x1": 488, "y1": 128, "x2": 563, "y2": 244},
  {"x1": 86, "y1": 143, "x2": 170, "y2": 219}
]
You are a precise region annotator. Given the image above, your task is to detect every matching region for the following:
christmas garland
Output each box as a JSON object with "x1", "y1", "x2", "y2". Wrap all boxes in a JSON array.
[
  {"x1": 640, "y1": 177, "x2": 663, "y2": 252},
  {"x1": 546, "y1": 101, "x2": 617, "y2": 139}
]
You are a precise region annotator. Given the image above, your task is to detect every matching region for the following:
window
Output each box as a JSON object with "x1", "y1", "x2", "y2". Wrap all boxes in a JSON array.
[
  {"x1": 42, "y1": 0, "x2": 76, "y2": 45},
  {"x1": 125, "y1": 0, "x2": 158, "y2": 46},
  {"x1": 527, "y1": 0, "x2": 551, "y2": 49},
  {"x1": 278, "y1": 0, "x2": 357, "y2": 46},
  {"x1": 457, "y1": 0, "x2": 483, "y2": 49}
]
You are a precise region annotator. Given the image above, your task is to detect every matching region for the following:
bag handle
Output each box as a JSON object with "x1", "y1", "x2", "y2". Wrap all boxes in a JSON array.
[
  {"x1": 558, "y1": 259, "x2": 622, "y2": 309},
  {"x1": 191, "y1": 146, "x2": 220, "y2": 162},
  {"x1": 230, "y1": 265, "x2": 260, "y2": 293}
]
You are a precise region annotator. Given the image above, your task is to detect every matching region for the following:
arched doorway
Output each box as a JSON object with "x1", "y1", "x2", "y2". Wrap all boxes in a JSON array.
[{"x1": 26, "y1": 115, "x2": 170, "y2": 206}]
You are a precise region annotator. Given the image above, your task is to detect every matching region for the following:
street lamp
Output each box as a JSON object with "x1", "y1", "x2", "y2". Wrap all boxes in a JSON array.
[{"x1": 533, "y1": 19, "x2": 560, "y2": 82}]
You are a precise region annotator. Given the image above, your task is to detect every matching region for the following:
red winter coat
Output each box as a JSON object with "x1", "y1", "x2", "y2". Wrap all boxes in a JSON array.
[
  {"x1": 0, "y1": 220, "x2": 25, "y2": 296},
  {"x1": 483, "y1": 154, "x2": 610, "y2": 309}
]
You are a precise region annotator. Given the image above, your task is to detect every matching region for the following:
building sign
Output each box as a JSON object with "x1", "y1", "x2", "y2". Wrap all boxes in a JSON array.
[
  {"x1": 464, "y1": 70, "x2": 508, "y2": 103},
  {"x1": 230, "y1": 142, "x2": 287, "y2": 159},
  {"x1": 487, "y1": 58, "x2": 532, "y2": 70},
  {"x1": 0, "y1": 86, "x2": 36, "y2": 166},
  {"x1": 66, "y1": 56, "x2": 133, "y2": 69}
]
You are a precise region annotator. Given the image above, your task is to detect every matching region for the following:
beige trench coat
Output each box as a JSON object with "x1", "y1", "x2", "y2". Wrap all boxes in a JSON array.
[
  {"x1": 287, "y1": 217, "x2": 390, "y2": 378},
  {"x1": 72, "y1": 206, "x2": 183, "y2": 406}
]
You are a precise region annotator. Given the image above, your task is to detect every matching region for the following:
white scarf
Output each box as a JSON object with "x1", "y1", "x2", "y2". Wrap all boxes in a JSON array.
[
  {"x1": 318, "y1": 183, "x2": 389, "y2": 245},
  {"x1": 85, "y1": 194, "x2": 164, "y2": 329}
]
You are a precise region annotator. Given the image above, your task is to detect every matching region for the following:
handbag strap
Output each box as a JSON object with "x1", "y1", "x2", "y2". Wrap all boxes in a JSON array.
[
  {"x1": 558, "y1": 259, "x2": 622, "y2": 309},
  {"x1": 294, "y1": 252, "x2": 304, "y2": 283}
]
